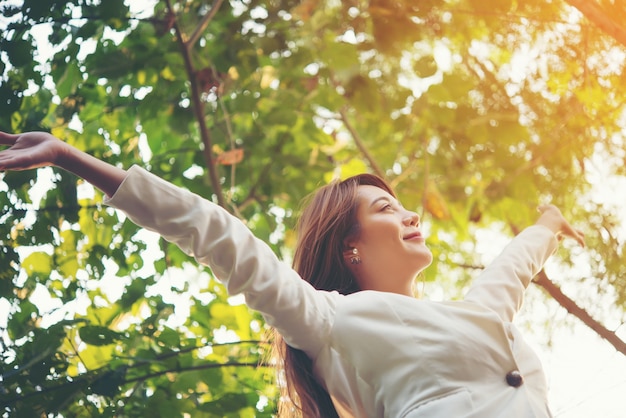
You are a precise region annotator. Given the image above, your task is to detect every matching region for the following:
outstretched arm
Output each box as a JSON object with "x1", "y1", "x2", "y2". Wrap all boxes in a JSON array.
[
  {"x1": 1, "y1": 131, "x2": 336, "y2": 357},
  {"x1": 465, "y1": 204, "x2": 585, "y2": 322},
  {"x1": 104, "y1": 166, "x2": 337, "y2": 356},
  {"x1": 0, "y1": 131, "x2": 126, "y2": 197}
]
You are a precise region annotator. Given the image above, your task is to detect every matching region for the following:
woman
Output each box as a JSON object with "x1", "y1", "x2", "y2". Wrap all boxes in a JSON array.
[{"x1": 0, "y1": 131, "x2": 584, "y2": 417}]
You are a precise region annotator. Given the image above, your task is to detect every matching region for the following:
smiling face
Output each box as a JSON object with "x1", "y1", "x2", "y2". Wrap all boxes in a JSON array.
[{"x1": 346, "y1": 185, "x2": 433, "y2": 295}]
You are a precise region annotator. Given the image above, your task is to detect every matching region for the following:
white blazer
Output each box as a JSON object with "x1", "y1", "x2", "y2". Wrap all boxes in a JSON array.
[{"x1": 106, "y1": 166, "x2": 558, "y2": 418}]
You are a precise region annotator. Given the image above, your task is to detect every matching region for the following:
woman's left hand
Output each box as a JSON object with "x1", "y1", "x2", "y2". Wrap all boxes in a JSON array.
[{"x1": 535, "y1": 204, "x2": 585, "y2": 248}]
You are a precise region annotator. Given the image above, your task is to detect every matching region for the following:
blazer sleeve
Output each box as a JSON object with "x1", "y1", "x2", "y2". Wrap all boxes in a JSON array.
[
  {"x1": 104, "y1": 165, "x2": 336, "y2": 357},
  {"x1": 464, "y1": 225, "x2": 558, "y2": 322}
]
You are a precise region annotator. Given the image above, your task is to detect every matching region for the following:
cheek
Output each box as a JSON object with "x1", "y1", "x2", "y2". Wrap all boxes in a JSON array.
[
  {"x1": 360, "y1": 222, "x2": 386, "y2": 241},
  {"x1": 363, "y1": 224, "x2": 399, "y2": 247}
]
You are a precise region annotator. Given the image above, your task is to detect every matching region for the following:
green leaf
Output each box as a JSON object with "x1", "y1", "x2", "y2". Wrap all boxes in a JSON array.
[
  {"x1": 55, "y1": 61, "x2": 82, "y2": 98},
  {"x1": 156, "y1": 327, "x2": 180, "y2": 347},
  {"x1": 199, "y1": 392, "x2": 253, "y2": 414},
  {"x1": 97, "y1": 0, "x2": 129, "y2": 23},
  {"x1": 2, "y1": 170, "x2": 37, "y2": 191},
  {"x1": 320, "y1": 37, "x2": 359, "y2": 76},
  {"x1": 79, "y1": 325, "x2": 124, "y2": 346},
  {"x1": 2, "y1": 38, "x2": 33, "y2": 68},
  {"x1": 89, "y1": 368, "x2": 127, "y2": 397},
  {"x1": 7, "y1": 299, "x2": 38, "y2": 340}
]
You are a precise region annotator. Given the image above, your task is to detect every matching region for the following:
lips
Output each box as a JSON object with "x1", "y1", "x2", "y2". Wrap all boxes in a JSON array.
[{"x1": 403, "y1": 231, "x2": 423, "y2": 241}]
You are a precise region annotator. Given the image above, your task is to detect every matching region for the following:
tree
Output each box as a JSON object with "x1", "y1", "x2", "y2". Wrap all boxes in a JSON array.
[{"x1": 1, "y1": 0, "x2": 624, "y2": 415}]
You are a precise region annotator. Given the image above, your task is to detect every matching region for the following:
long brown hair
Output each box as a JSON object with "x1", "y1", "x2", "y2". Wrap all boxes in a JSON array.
[{"x1": 270, "y1": 173, "x2": 394, "y2": 417}]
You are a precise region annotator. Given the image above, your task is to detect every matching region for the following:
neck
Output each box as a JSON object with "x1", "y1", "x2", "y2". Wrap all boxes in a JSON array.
[{"x1": 357, "y1": 271, "x2": 416, "y2": 297}]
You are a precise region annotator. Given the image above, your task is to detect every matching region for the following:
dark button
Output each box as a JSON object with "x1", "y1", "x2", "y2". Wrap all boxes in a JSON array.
[{"x1": 506, "y1": 370, "x2": 524, "y2": 387}]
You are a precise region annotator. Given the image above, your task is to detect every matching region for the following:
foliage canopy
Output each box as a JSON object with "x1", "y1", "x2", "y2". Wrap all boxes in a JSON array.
[{"x1": 1, "y1": 0, "x2": 625, "y2": 416}]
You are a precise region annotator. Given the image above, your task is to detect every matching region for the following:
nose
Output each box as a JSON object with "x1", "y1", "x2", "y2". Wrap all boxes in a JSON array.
[{"x1": 402, "y1": 211, "x2": 420, "y2": 226}]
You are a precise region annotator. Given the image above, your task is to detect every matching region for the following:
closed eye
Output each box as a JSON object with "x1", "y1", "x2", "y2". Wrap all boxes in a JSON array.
[{"x1": 370, "y1": 196, "x2": 400, "y2": 211}]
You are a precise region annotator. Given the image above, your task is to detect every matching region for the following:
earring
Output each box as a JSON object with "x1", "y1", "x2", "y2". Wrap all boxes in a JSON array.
[{"x1": 350, "y1": 248, "x2": 361, "y2": 265}]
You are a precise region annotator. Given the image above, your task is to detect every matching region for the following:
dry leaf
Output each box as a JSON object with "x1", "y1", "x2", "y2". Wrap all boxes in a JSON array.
[
  {"x1": 216, "y1": 149, "x2": 244, "y2": 165},
  {"x1": 424, "y1": 180, "x2": 451, "y2": 220}
]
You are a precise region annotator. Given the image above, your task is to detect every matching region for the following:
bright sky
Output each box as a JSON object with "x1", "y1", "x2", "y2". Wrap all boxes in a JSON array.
[{"x1": 1, "y1": 1, "x2": 626, "y2": 416}]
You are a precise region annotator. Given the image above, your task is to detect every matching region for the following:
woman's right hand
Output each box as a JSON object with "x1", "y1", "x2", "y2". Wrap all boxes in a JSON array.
[
  {"x1": 1, "y1": 131, "x2": 126, "y2": 197},
  {"x1": 0, "y1": 131, "x2": 69, "y2": 171}
]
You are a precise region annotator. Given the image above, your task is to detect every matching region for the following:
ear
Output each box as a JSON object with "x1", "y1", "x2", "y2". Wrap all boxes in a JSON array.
[
  {"x1": 342, "y1": 228, "x2": 360, "y2": 265},
  {"x1": 342, "y1": 235, "x2": 358, "y2": 251},
  {"x1": 342, "y1": 246, "x2": 355, "y2": 259}
]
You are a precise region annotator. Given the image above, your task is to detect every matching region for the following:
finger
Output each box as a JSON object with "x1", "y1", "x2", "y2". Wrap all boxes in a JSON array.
[
  {"x1": 563, "y1": 224, "x2": 586, "y2": 248},
  {"x1": 0, "y1": 155, "x2": 19, "y2": 171},
  {"x1": 0, "y1": 132, "x2": 19, "y2": 146},
  {"x1": 537, "y1": 204, "x2": 557, "y2": 214},
  {"x1": 0, "y1": 156, "x2": 15, "y2": 171},
  {"x1": 568, "y1": 227, "x2": 584, "y2": 247},
  {"x1": 574, "y1": 229, "x2": 586, "y2": 248}
]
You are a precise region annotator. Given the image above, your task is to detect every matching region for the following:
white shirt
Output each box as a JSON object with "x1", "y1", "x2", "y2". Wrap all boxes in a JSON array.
[{"x1": 106, "y1": 166, "x2": 558, "y2": 418}]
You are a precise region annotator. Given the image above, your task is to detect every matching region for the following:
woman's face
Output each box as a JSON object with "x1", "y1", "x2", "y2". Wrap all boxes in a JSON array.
[{"x1": 348, "y1": 185, "x2": 432, "y2": 294}]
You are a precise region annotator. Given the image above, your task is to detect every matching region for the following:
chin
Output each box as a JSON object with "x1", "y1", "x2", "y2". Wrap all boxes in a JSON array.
[{"x1": 416, "y1": 251, "x2": 434, "y2": 271}]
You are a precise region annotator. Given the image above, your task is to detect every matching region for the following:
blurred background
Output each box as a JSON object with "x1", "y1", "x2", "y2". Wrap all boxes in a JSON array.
[{"x1": 1, "y1": 0, "x2": 625, "y2": 416}]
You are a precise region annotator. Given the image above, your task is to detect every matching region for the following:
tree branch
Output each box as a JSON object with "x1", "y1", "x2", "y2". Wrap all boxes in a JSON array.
[
  {"x1": 1, "y1": 203, "x2": 103, "y2": 217},
  {"x1": 123, "y1": 361, "x2": 269, "y2": 385},
  {"x1": 533, "y1": 269, "x2": 626, "y2": 355},
  {"x1": 565, "y1": 0, "x2": 626, "y2": 48},
  {"x1": 116, "y1": 339, "x2": 267, "y2": 363},
  {"x1": 457, "y1": 256, "x2": 626, "y2": 356},
  {"x1": 507, "y1": 223, "x2": 626, "y2": 356},
  {"x1": 0, "y1": 347, "x2": 55, "y2": 380},
  {"x1": 339, "y1": 108, "x2": 385, "y2": 179},
  {"x1": 165, "y1": 0, "x2": 226, "y2": 207},
  {"x1": 0, "y1": 360, "x2": 269, "y2": 407},
  {"x1": 185, "y1": 0, "x2": 225, "y2": 48}
]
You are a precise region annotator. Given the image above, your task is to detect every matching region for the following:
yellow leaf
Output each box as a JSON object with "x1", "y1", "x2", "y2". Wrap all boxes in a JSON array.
[
  {"x1": 79, "y1": 344, "x2": 115, "y2": 370},
  {"x1": 160, "y1": 66, "x2": 176, "y2": 81},
  {"x1": 228, "y1": 66, "x2": 239, "y2": 80},
  {"x1": 337, "y1": 159, "x2": 369, "y2": 180},
  {"x1": 22, "y1": 252, "x2": 53, "y2": 275},
  {"x1": 66, "y1": 363, "x2": 79, "y2": 377},
  {"x1": 260, "y1": 65, "x2": 277, "y2": 89},
  {"x1": 51, "y1": 126, "x2": 66, "y2": 139}
]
